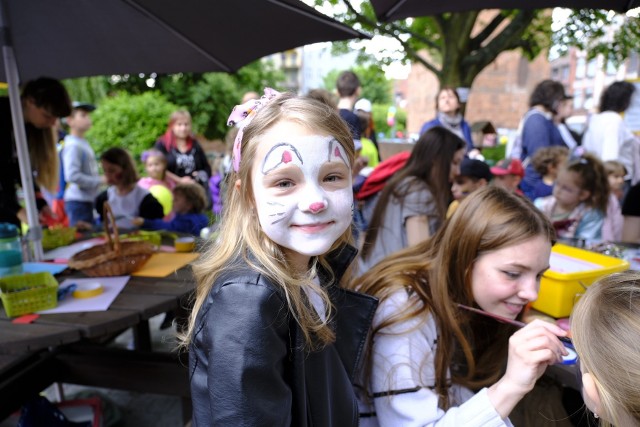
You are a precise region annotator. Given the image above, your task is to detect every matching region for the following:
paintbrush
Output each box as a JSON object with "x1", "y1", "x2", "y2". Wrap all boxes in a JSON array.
[{"x1": 457, "y1": 303, "x2": 573, "y2": 345}]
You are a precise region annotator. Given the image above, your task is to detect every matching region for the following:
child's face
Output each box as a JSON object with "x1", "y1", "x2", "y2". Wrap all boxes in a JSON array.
[
  {"x1": 172, "y1": 193, "x2": 190, "y2": 215},
  {"x1": 172, "y1": 118, "x2": 192, "y2": 139},
  {"x1": 101, "y1": 160, "x2": 124, "y2": 186},
  {"x1": 493, "y1": 174, "x2": 521, "y2": 192},
  {"x1": 452, "y1": 176, "x2": 483, "y2": 200},
  {"x1": 608, "y1": 172, "x2": 625, "y2": 192},
  {"x1": 553, "y1": 170, "x2": 590, "y2": 210},
  {"x1": 67, "y1": 109, "x2": 92, "y2": 132},
  {"x1": 471, "y1": 235, "x2": 551, "y2": 319},
  {"x1": 250, "y1": 120, "x2": 353, "y2": 268},
  {"x1": 145, "y1": 156, "x2": 166, "y2": 180}
]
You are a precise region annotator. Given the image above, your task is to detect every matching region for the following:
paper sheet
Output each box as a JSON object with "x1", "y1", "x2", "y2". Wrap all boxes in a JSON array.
[
  {"x1": 23, "y1": 262, "x2": 68, "y2": 275},
  {"x1": 132, "y1": 252, "x2": 199, "y2": 277},
  {"x1": 37, "y1": 276, "x2": 129, "y2": 314},
  {"x1": 549, "y1": 252, "x2": 600, "y2": 273},
  {"x1": 43, "y1": 238, "x2": 105, "y2": 262}
]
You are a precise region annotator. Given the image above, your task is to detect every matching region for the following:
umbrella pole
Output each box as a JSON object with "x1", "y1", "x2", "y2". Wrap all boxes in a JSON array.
[{"x1": 1, "y1": 2, "x2": 44, "y2": 261}]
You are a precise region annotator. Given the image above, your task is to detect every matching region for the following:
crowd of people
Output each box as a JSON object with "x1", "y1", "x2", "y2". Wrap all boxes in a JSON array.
[{"x1": 3, "y1": 74, "x2": 640, "y2": 427}]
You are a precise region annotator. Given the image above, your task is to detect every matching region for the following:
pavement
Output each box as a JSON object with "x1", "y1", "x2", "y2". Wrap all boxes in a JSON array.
[{"x1": 0, "y1": 314, "x2": 188, "y2": 427}]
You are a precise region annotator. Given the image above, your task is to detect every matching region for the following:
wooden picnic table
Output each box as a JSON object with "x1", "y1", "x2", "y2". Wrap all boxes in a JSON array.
[{"x1": 0, "y1": 261, "x2": 196, "y2": 423}]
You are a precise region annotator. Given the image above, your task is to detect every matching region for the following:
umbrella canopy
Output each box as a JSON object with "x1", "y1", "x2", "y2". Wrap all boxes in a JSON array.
[
  {"x1": 1, "y1": 0, "x2": 364, "y2": 80},
  {"x1": 0, "y1": 0, "x2": 365, "y2": 260},
  {"x1": 372, "y1": 0, "x2": 640, "y2": 22}
]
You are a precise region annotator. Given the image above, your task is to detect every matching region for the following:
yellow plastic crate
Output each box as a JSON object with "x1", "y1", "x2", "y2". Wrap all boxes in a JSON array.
[
  {"x1": 531, "y1": 243, "x2": 630, "y2": 318},
  {"x1": 0, "y1": 272, "x2": 58, "y2": 317}
]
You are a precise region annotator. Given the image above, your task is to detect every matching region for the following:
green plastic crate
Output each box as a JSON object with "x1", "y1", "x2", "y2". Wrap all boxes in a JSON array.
[{"x1": 0, "y1": 272, "x2": 58, "y2": 317}]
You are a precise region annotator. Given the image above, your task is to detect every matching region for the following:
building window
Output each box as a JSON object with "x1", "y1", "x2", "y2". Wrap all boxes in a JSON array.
[
  {"x1": 573, "y1": 89, "x2": 584, "y2": 109},
  {"x1": 576, "y1": 58, "x2": 586, "y2": 79},
  {"x1": 586, "y1": 59, "x2": 597, "y2": 78}
]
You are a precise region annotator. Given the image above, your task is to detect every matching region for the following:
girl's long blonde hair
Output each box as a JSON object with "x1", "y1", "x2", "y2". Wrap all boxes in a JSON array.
[
  {"x1": 571, "y1": 271, "x2": 640, "y2": 427},
  {"x1": 181, "y1": 93, "x2": 355, "y2": 349},
  {"x1": 352, "y1": 186, "x2": 555, "y2": 409}
]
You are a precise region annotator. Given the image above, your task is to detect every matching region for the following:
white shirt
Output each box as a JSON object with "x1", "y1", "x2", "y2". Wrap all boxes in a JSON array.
[
  {"x1": 582, "y1": 111, "x2": 636, "y2": 180},
  {"x1": 360, "y1": 290, "x2": 512, "y2": 427}
]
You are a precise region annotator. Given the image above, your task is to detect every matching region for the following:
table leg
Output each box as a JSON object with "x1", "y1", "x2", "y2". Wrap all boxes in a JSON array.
[{"x1": 133, "y1": 320, "x2": 152, "y2": 352}]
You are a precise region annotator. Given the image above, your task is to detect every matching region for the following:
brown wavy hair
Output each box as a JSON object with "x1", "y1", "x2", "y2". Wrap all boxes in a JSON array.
[{"x1": 351, "y1": 186, "x2": 555, "y2": 409}]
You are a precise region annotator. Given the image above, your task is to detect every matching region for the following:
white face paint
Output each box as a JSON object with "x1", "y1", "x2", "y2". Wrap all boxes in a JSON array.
[{"x1": 251, "y1": 121, "x2": 353, "y2": 266}]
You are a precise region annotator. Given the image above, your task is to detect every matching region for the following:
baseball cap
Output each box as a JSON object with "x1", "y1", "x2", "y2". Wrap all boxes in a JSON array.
[
  {"x1": 490, "y1": 158, "x2": 525, "y2": 177},
  {"x1": 459, "y1": 158, "x2": 492, "y2": 181},
  {"x1": 354, "y1": 98, "x2": 372, "y2": 113},
  {"x1": 72, "y1": 101, "x2": 96, "y2": 112}
]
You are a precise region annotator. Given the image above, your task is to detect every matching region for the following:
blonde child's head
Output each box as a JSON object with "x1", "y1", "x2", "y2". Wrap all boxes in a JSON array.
[
  {"x1": 531, "y1": 146, "x2": 569, "y2": 179},
  {"x1": 553, "y1": 153, "x2": 609, "y2": 213},
  {"x1": 571, "y1": 271, "x2": 640, "y2": 426},
  {"x1": 187, "y1": 92, "x2": 355, "y2": 349},
  {"x1": 141, "y1": 149, "x2": 167, "y2": 181},
  {"x1": 603, "y1": 160, "x2": 626, "y2": 195},
  {"x1": 100, "y1": 147, "x2": 138, "y2": 187},
  {"x1": 173, "y1": 182, "x2": 207, "y2": 215}
]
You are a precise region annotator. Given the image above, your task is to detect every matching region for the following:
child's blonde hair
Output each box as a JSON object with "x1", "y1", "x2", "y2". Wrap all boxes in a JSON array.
[
  {"x1": 603, "y1": 160, "x2": 626, "y2": 178},
  {"x1": 182, "y1": 93, "x2": 355, "y2": 349},
  {"x1": 571, "y1": 271, "x2": 640, "y2": 427},
  {"x1": 531, "y1": 146, "x2": 569, "y2": 176},
  {"x1": 563, "y1": 153, "x2": 610, "y2": 212},
  {"x1": 174, "y1": 182, "x2": 207, "y2": 214}
]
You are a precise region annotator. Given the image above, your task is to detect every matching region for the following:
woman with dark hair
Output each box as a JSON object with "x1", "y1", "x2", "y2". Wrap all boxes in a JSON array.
[
  {"x1": 582, "y1": 81, "x2": 637, "y2": 192},
  {"x1": 419, "y1": 87, "x2": 474, "y2": 152},
  {"x1": 513, "y1": 79, "x2": 569, "y2": 200},
  {"x1": 357, "y1": 127, "x2": 465, "y2": 274},
  {"x1": 0, "y1": 77, "x2": 72, "y2": 226}
]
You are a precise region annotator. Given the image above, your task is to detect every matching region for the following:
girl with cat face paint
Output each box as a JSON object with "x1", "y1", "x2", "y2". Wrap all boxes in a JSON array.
[{"x1": 181, "y1": 90, "x2": 378, "y2": 427}]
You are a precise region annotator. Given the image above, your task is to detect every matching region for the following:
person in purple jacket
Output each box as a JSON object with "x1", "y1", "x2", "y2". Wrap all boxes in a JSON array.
[{"x1": 515, "y1": 80, "x2": 570, "y2": 199}]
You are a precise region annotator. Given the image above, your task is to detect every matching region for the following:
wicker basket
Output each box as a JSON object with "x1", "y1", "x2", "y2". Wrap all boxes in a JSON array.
[{"x1": 68, "y1": 203, "x2": 155, "y2": 277}]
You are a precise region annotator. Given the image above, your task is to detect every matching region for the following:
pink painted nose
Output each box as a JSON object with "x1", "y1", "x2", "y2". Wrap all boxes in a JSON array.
[{"x1": 309, "y1": 202, "x2": 326, "y2": 213}]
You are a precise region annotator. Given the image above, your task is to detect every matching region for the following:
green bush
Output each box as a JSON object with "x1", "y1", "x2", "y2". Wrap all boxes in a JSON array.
[
  {"x1": 372, "y1": 104, "x2": 406, "y2": 139},
  {"x1": 86, "y1": 91, "x2": 178, "y2": 163}
]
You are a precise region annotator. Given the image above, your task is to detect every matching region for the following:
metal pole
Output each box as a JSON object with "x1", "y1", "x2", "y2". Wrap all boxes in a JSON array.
[{"x1": 1, "y1": 0, "x2": 44, "y2": 260}]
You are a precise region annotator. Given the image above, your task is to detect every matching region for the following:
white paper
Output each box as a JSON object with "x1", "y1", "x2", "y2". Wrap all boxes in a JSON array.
[
  {"x1": 37, "y1": 276, "x2": 130, "y2": 314},
  {"x1": 549, "y1": 252, "x2": 600, "y2": 273},
  {"x1": 43, "y1": 238, "x2": 105, "y2": 261}
]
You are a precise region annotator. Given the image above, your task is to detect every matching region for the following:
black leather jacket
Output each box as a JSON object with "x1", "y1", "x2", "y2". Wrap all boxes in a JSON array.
[{"x1": 189, "y1": 245, "x2": 378, "y2": 426}]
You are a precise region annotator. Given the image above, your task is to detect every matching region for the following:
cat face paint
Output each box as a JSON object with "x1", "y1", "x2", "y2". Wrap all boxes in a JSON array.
[{"x1": 251, "y1": 121, "x2": 353, "y2": 261}]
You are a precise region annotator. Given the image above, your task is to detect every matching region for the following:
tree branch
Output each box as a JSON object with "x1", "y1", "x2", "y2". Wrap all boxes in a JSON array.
[
  {"x1": 462, "y1": 9, "x2": 536, "y2": 76},
  {"x1": 469, "y1": 13, "x2": 507, "y2": 51}
]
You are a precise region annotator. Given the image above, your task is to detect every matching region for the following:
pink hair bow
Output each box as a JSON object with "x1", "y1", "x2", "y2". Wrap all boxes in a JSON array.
[{"x1": 227, "y1": 87, "x2": 281, "y2": 172}]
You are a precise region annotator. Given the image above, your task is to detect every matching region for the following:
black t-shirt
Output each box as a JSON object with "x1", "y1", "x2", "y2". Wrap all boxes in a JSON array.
[
  {"x1": 339, "y1": 108, "x2": 361, "y2": 142},
  {"x1": 622, "y1": 183, "x2": 640, "y2": 217},
  {"x1": 0, "y1": 98, "x2": 22, "y2": 226}
]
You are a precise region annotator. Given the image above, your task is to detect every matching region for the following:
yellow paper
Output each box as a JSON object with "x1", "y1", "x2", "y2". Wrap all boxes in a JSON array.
[{"x1": 132, "y1": 252, "x2": 199, "y2": 277}]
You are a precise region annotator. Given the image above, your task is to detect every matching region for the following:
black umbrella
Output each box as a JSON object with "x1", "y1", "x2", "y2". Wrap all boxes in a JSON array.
[
  {"x1": 372, "y1": 0, "x2": 640, "y2": 22},
  {"x1": 0, "y1": 0, "x2": 365, "y2": 259}
]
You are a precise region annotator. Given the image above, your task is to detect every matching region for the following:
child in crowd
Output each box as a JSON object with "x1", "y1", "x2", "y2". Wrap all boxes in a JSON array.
[
  {"x1": 352, "y1": 186, "x2": 566, "y2": 426},
  {"x1": 601, "y1": 160, "x2": 626, "y2": 241},
  {"x1": 138, "y1": 149, "x2": 175, "y2": 192},
  {"x1": 530, "y1": 146, "x2": 569, "y2": 199},
  {"x1": 355, "y1": 108, "x2": 380, "y2": 170},
  {"x1": 138, "y1": 149, "x2": 176, "y2": 218},
  {"x1": 603, "y1": 160, "x2": 626, "y2": 202},
  {"x1": 490, "y1": 158, "x2": 525, "y2": 194},
  {"x1": 571, "y1": 270, "x2": 640, "y2": 426},
  {"x1": 447, "y1": 157, "x2": 492, "y2": 217},
  {"x1": 61, "y1": 102, "x2": 104, "y2": 227},
  {"x1": 133, "y1": 182, "x2": 208, "y2": 236},
  {"x1": 180, "y1": 90, "x2": 377, "y2": 426},
  {"x1": 358, "y1": 127, "x2": 465, "y2": 275},
  {"x1": 534, "y1": 153, "x2": 609, "y2": 241},
  {"x1": 95, "y1": 148, "x2": 164, "y2": 229}
]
